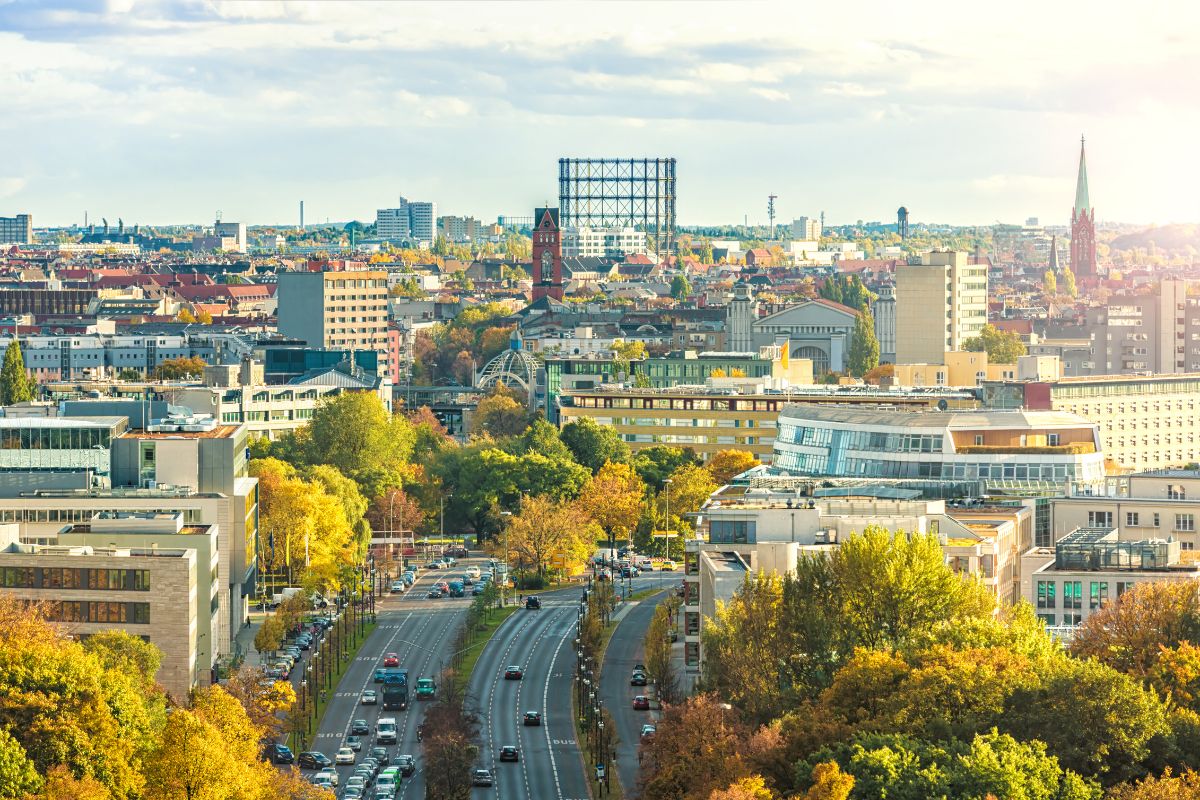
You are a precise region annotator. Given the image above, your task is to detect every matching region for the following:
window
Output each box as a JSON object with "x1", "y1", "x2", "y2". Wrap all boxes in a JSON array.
[
  {"x1": 1126, "y1": 512, "x2": 1140, "y2": 527},
  {"x1": 709, "y1": 520, "x2": 755, "y2": 544},
  {"x1": 1048, "y1": 433, "x2": 1060, "y2": 446},
  {"x1": 1178, "y1": 514, "x2": 1196, "y2": 532},
  {"x1": 1169, "y1": 484, "x2": 1187, "y2": 500},
  {"x1": 1154, "y1": 513, "x2": 1161, "y2": 527},
  {"x1": 1037, "y1": 580, "x2": 1056, "y2": 609},
  {"x1": 1087, "y1": 511, "x2": 1113, "y2": 528},
  {"x1": 1117, "y1": 581, "x2": 1134, "y2": 598},
  {"x1": 974, "y1": 434, "x2": 984, "y2": 446},
  {"x1": 1038, "y1": 613, "x2": 1056, "y2": 626},
  {"x1": 1089, "y1": 581, "x2": 1109, "y2": 609},
  {"x1": 1063, "y1": 581, "x2": 1082, "y2": 609}
]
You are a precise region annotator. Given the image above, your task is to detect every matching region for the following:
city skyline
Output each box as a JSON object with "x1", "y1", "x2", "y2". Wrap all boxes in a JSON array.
[{"x1": 3, "y1": 0, "x2": 1200, "y2": 227}]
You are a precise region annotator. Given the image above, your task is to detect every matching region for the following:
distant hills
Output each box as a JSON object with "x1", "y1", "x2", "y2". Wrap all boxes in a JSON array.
[{"x1": 1109, "y1": 224, "x2": 1200, "y2": 254}]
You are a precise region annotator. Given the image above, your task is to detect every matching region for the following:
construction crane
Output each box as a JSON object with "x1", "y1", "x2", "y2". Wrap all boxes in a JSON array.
[{"x1": 767, "y1": 194, "x2": 778, "y2": 235}]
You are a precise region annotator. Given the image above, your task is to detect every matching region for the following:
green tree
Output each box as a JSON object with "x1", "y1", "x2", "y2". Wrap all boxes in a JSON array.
[
  {"x1": 671, "y1": 274, "x2": 693, "y2": 300},
  {"x1": 471, "y1": 393, "x2": 530, "y2": 439},
  {"x1": 561, "y1": 417, "x2": 631, "y2": 473},
  {"x1": 646, "y1": 599, "x2": 681, "y2": 704},
  {"x1": 847, "y1": 305, "x2": 880, "y2": 377},
  {"x1": 611, "y1": 340, "x2": 648, "y2": 382},
  {"x1": 0, "y1": 726, "x2": 40, "y2": 799},
  {"x1": 963, "y1": 324, "x2": 1027, "y2": 364},
  {"x1": 633, "y1": 445, "x2": 698, "y2": 488},
  {"x1": 703, "y1": 572, "x2": 788, "y2": 721},
  {"x1": 0, "y1": 340, "x2": 34, "y2": 404},
  {"x1": 305, "y1": 393, "x2": 414, "y2": 494}
]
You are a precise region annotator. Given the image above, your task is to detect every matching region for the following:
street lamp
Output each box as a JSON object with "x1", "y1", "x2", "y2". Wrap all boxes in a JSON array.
[{"x1": 662, "y1": 477, "x2": 673, "y2": 588}]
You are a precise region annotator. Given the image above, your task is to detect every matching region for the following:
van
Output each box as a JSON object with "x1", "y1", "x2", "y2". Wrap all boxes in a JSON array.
[{"x1": 376, "y1": 717, "x2": 397, "y2": 744}]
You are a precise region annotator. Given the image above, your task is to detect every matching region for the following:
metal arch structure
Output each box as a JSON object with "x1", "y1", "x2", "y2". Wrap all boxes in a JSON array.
[
  {"x1": 476, "y1": 346, "x2": 540, "y2": 398},
  {"x1": 558, "y1": 157, "x2": 677, "y2": 257}
]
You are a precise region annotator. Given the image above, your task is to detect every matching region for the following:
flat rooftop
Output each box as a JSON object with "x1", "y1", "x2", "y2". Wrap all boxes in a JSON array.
[{"x1": 121, "y1": 425, "x2": 241, "y2": 439}]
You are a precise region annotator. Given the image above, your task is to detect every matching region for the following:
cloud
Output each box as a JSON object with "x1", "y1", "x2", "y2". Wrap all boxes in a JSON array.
[{"x1": 0, "y1": 178, "x2": 26, "y2": 198}]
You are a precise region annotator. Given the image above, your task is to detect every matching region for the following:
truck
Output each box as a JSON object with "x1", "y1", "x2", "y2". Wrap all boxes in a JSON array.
[
  {"x1": 381, "y1": 669, "x2": 409, "y2": 710},
  {"x1": 270, "y1": 587, "x2": 304, "y2": 608}
]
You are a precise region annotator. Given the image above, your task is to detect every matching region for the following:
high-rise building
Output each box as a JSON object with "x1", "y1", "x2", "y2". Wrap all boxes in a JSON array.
[
  {"x1": 438, "y1": 215, "x2": 483, "y2": 243},
  {"x1": 873, "y1": 284, "x2": 897, "y2": 363},
  {"x1": 790, "y1": 216, "x2": 822, "y2": 240},
  {"x1": 726, "y1": 281, "x2": 758, "y2": 352},
  {"x1": 1070, "y1": 137, "x2": 1097, "y2": 278},
  {"x1": 213, "y1": 220, "x2": 247, "y2": 253},
  {"x1": 531, "y1": 207, "x2": 564, "y2": 302},
  {"x1": 408, "y1": 202, "x2": 437, "y2": 243},
  {"x1": 0, "y1": 213, "x2": 32, "y2": 245},
  {"x1": 277, "y1": 270, "x2": 390, "y2": 365},
  {"x1": 895, "y1": 251, "x2": 988, "y2": 364},
  {"x1": 376, "y1": 202, "x2": 410, "y2": 240}
]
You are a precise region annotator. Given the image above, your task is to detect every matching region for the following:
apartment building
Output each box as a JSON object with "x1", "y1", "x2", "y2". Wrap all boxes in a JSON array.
[
  {"x1": 1049, "y1": 469, "x2": 1200, "y2": 551},
  {"x1": 2, "y1": 333, "x2": 217, "y2": 381},
  {"x1": 438, "y1": 215, "x2": 484, "y2": 243},
  {"x1": 376, "y1": 203, "x2": 410, "y2": 240},
  {"x1": 1084, "y1": 280, "x2": 1200, "y2": 375},
  {"x1": 1022, "y1": 528, "x2": 1200, "y2": 628},
  {"x1": 561, "y1": 226, "x2": 651, "y2": 258},
  {"x1": 895, "y1": 251, "x2": 988, "y2": 364},
  {"x1": 0, "y1": 213, "x2": 32, "y2": 245},
  {"x1": 276, "y1": 270, "x2": 390, "y2": 373},
  {"x1": 0, "y1": 523, "x2": 199, "y2": 700},
  {"x1": 982, "y1": 373, "x2": 1200, "y2": 471},
  {"x1": 773, "y1": 406, "x2": 1106, "y2": 491},
  {"x1": 408, "y1": 202, "x2": 437, "y2": 243}
]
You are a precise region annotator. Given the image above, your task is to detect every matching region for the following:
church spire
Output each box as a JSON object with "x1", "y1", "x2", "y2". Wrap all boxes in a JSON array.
[{"x1": 1074, "y1": 135, "x2": 1090, "y2": 216}]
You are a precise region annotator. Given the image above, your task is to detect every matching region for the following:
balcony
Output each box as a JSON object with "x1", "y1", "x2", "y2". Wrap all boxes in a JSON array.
[{"x1": 955, "y1": 443, "x2": 1096, "y2": 455}]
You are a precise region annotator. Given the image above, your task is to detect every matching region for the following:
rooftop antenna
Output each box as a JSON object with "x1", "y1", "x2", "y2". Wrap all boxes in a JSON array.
[{"x1": 767, "y1": 194, "x2": 777, "y2": 236}]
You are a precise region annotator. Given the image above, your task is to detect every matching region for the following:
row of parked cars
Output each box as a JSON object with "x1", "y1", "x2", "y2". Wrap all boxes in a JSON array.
[{"x1": 266, "y1": 615, "x2": 337, "y2": 680}]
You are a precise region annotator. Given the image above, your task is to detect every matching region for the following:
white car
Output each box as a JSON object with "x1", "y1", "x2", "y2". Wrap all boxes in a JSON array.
[
  {"x1": 335, "y1": 747, "x2": 355, "y2": 765},
  {"x1": 317, "y1": 767, "x2": 339, "y2": 787}
]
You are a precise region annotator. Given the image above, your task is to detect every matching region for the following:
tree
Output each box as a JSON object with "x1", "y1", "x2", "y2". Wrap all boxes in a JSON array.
[
  {"x1": 646, "y1": 600, "x2": 680, "y2": 704},
  {"x1": 964, "y1": 324, "x2": 1026, "y2": 364},
  {"x1": 611, "y1": 340, "x2": 648, "y2": 381},
  {"x1": 176, "y1": 308, "x2": 195, "y2": 323},
  {"x1": 708, "y1": 775, "x2": 777, "y2": 800},
  {"x1": 561, "y1": 417, "x2": 631, "y2": 473},
  {"x1": 304, "y1": 393, "x2": 414, "y2": 494},
  {"x1": 422, "y1": 695, "x2": 479, "y2": 800},
  {"x1": 1070, "y1": 580, "x2": 1200, "y2": 679},
  {"x1": 664, "y1": 463, "x2": 718, "y2": 520},
  {"x1": 862, "y1": 363, "x2": 894, "y2": 386},
  {"x1": 802, "y1": 762, "x2": 855, "y2": 800},
  {"x1": 254, "y1": 613, "x2": 285, "y2": 654},
  {"x1": 703, "y1": 572, "x2": 787, "y2": 721},
  {"x1": 634, "y1": 446, "x2": 699, "y2": 488},
  {"x1": 1063, "y1": 268, "x2": 1078, "y2": 298},
  {"x1": 154, "y1": 356, "x2": 207, "y2": 380},
  {"x1": 0, "y1": 726, "x2": 40, "y2": 799},
  {"x1": 1109, "y1": 769, "x2": 1200, "y2": 800},
  {"x1": 1044, "y1": 270, "x2": 1058, "y2": 296},
  {"x1": 223, "y1": 666, "x2": 296, "y2": 735},
  {"x1": 672, "y1": 275, "x2": 693, "y2": 301},
  {"x1": 847, "y1": 305, "x2": 880, "y2": 377},
  {"x1": 706, "y1": 450, "x2": 759, "y2": 487},
  {"x1": 0, "y1": 340, "x2": 34, "y2": 404},
  {"x1": 640, "y1": 695, "x2": 752, "y2": 800},
  {"x1": 580, "y1": 461, "x2": 645, "y2": 548},
  {"x1": 502, "y1": 495, "x2": 594, "y2": 576},
  {"x1": 116, "y1": 368, "x2": 142, "y2": 381},
  {"x1": 35, "y1": 765, "x2": 112, "y2": 800},
  {"x1": 81, "y1": 630, "x2": 162, "y2": 695},
  {"x1": 472, "y1": 393, "x2": 530, "y2": 439}
]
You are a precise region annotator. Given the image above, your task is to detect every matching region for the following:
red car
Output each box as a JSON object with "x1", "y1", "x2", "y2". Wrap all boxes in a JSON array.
[
  {"x1": 632, "y1": 695, "x2": 650, "y2": 710},
  {"x1": 504, "y1": 665, "x2": 523, "y2": 680},
  {"x1": 383, "y1": 652, "x2": 399, "y2": 668}
]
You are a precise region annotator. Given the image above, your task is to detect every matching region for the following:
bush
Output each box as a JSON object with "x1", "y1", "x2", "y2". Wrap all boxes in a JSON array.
[{"x1": 514, "y1": 572, "x2": 548, "y2": 590}]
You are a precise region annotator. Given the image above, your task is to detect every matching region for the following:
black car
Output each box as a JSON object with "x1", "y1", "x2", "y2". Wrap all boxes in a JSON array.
[
  {"x1": 525, "y1": 596, "x2": 541, "y2": 610},
  {"x1": 630, "y1": 671, "x2": 648, "y2": 686},
  {"x1": 298, "y1": 751, "x2": 332, "y2": 770},
  {"x1": 268, "y1": 743, "x2": 294, "y2": 764},
  {"x1": 370, "y1": 746, "x2": 389, "y2": 766},
  {"x1": 523, "y1": 710, "x2": 541, "y2": 726},
  {"x1": 350, "y1": 719, "x2": 370, "y2": 736},
  {"x1": 396, "y1": 754, "x2": 416, "y2": 776},
  {"x1": 499, "y1": 745, "x2": 520, "y2": 762}
]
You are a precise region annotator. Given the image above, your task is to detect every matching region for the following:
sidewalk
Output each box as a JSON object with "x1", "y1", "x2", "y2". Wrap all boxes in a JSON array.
[{"x1": 230, "y1": 608, "x2": 272, "y2": 673}]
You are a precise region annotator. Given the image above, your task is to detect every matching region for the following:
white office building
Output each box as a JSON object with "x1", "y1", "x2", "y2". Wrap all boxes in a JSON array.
[{"x1": 561, "y1": 226, "x2": 650, "y2": 259}]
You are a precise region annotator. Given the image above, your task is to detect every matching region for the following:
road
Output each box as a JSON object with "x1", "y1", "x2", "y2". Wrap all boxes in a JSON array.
[
  {"x1": 468, "y1": 574, "x2": 668, "y2": 800},
  {"x1": 600, "y1": 588, "x2": 670, "y2": 799},
  {"x1": 300, "y1": 557, "x2": 483, "y2": 797}
]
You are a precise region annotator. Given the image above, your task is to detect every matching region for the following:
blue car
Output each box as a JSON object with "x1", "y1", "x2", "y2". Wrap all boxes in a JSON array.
[{"x1": 374, "y1": 668, "x2": 387, "y2": 683}]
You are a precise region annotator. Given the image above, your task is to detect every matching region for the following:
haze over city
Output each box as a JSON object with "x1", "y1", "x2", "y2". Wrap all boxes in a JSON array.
[{"x1": 3, "y1": 0, "x2": 1200, "y2": 226}]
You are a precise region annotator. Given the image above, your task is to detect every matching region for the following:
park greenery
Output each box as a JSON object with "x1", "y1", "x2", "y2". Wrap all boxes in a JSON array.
[{"x1": 639, "y1": 527, "x2": 1200, "y2": 800}]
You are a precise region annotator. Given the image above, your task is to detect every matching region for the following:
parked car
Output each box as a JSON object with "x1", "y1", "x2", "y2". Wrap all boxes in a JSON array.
[
  {"x1": 523, "y1": 710, "x2": 541, "y2": 726},
  {"x1": 390, "y1": 581, "x2": 405, "y2": 594},
  {"x1": 632, "y1": 695, "x2": 650, "y2": 710},
  {"x1": 268, "y1": 743, "x2": 294, "y2": 764},
  {"x1": 361, "y1": 689, "x2": 378, "y2": 705},
  {"x1": 504, "y1": 665, "x2": 523, "y2": 680},
  {"x1": 659, "y1": 560, "x2": 677, "y2": 571},
  {"x1": 472, "y1": 769, "x2": 494, "y2": 787},
  {"x1": 499, "y1": 745, "x2": 520, "y2": 762}
]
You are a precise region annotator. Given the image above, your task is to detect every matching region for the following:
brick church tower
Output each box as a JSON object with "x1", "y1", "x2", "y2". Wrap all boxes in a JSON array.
[
  {"x1": 531, "y1": 207, "x2": 564, "y2": 302},
  {"x1": 1070, "y1": 136, "x2": 1097, "y2": 278}
]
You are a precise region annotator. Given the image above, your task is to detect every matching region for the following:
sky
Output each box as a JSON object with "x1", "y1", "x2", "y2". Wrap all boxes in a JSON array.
[{"x1": 2, "y1": 0, "x2": 1199, "y2": 229}]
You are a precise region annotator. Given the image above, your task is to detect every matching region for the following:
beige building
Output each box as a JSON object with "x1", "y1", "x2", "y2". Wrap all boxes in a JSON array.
[
  {"x1": 893, "y1": 350, "x2": 1018, "y2": 387},
  {"x1": 0, "y1": 524, "x2": 199, "y2": 700},
  {"x1": 277, "y1": 270, "x2": 390, "y2": 372},
  {"x1": 1050, "y1": 470, "x2": 1200, "y2": 552},
  {"x1": 982, "y1": 373, "x2": 1200, "y2": 471},
  {"x1": 58, "y1": 512, "x2": 221, "y2": 682},
  {"x1": 895, "y1": 251, "x2": 988, "y2": 364}
]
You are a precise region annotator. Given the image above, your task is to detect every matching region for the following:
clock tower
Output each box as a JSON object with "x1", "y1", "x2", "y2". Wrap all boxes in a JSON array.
[{"x1": 531, "y1": 207, "x2": 564, "y2": 302}]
